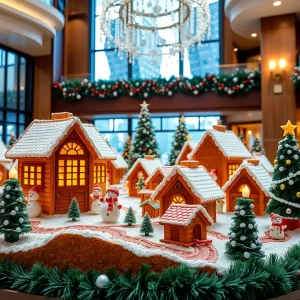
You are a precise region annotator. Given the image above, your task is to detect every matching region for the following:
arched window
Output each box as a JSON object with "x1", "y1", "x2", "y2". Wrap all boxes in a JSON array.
[
  {"x1": 60, "y1": 142, "x2": 84, "y2": 155},
  {"x1": 137, "y1": 171, "x2": 143, "y2": 179},
  {"x1": 172, "y1": 195, "x2": 186, "y2": 205},
  {"x1": 238, "y1": 184, "x2": 251, "y2": 193}
]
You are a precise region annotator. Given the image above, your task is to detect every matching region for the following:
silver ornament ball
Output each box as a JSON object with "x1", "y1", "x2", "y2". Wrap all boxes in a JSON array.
[{"x1": 95, "y1": 274, "x2": 109, "y2": 288}]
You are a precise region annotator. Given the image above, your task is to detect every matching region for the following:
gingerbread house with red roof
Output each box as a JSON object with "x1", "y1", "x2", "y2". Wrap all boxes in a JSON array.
[
  {"x1": 159, "y1": 204, "x2": 213, "y2": 247},
  {"x1": 175, "y1": 141, "x2": 198, "y2": 165}
]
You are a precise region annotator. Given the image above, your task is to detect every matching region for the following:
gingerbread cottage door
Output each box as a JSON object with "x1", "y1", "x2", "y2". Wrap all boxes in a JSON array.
[{"x1": 55, "y1": 141, "x2": 89, "y2": 214}]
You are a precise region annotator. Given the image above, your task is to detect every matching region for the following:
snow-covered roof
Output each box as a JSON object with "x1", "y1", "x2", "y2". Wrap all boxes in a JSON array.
[
  {"x1": 140, "y1": 199, "x2": 160, "y2": 209},
  {"x1": 110, "y1": 149, "x2": 128, "y2": 169},
  {"x1": 151, "y1": 165, "x2": 225, "y2": 203},
  {"x1": 124, "y1": 157, "x2": 163, "y2": 180},
  {"x1": 5, "y1": 117, "x2": 116, "y2": 160},
  {"x1": 138, "y1": 189, "x2": 154, "y2": 195},
  {"x1": 145, "y1": 166, "x2": 173, "y2": 184},
  {"x1": 222, "y1": 162, "x2": 272, "y2": 196},
  {"x1": 188, "y1": 129, "x2": 252, "y2": 159},
  {"x1": 159, "y1": 204, "x2": 213, "y2": 226},
  {"x1": 0, "y1": 140, "x2": 13, "y2": 170},
  {"x1": 252, "y1": 153, "x2": 274, "y2": 174},
  {"x1": 175, "y1": 141, "x2": 198, "y2": 164}
]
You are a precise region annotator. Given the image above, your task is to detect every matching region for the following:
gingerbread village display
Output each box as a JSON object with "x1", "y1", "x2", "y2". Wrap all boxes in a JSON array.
[{"x1": 0, "y1": 103, "x2": 299, "y2": 299}]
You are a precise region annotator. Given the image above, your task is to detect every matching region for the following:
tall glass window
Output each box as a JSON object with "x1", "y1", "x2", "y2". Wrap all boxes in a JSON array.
[
  {"x1": 91, "y1": 0, "x2": 220, "y2": 80},
  {"x1": 0, "y1": 45, "x2": 33, "y2": 145}
]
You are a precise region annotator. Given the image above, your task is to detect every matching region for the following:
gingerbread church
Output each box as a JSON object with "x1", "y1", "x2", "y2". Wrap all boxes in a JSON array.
[{"x1": 5, "y1": 112, "x2": 116, "y2": 215}]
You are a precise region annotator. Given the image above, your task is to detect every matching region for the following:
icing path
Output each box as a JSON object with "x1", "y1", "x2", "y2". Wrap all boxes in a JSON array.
[{"x1": 30, "y1": 220, "x2": 218, "y2": 263}]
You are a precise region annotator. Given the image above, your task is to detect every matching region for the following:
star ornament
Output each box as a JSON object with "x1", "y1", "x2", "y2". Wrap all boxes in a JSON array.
[
  {"x1": 180, "y1": 116, "x2": 185, "y2": 123},
  {"x1": 140, "y1": 100, "x2": 149, "y2": 110},
  {"x1": 281, "y1": 120, "x2": 297, "y2": 136},
  {"x1": 186, "y1": 135, "x2": 192, "y2": 141}
]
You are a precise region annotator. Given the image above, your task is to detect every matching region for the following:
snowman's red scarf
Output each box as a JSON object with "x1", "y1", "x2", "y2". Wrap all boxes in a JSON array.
[
  {"x1": 106, "y1": 197, "x2": 118, "y2": 211},
  {"x1": 272, "y1": 223, "x2": 284, "y2": 232}
]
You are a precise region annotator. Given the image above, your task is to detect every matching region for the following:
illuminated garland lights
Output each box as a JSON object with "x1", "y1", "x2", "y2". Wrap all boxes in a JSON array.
[{"x1": 53, "y1": 71, "x2": 261, "y2": 102}]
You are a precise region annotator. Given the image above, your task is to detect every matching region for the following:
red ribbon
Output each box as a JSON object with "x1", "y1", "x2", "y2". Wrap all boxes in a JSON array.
[
  {"x1": 106, "y1": 197, "x2": 118, "y2": 211},
  {"x1": 272, "y1": 223, "x2": 283, "y2": 233}
]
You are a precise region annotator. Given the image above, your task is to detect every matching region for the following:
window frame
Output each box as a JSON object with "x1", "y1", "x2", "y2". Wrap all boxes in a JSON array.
[
  {"x1": 22, "y1": 163, "x2": 44, "y2": 188},
  {"x1": 94, "y1": 163, "x2": 106, "y2": 184}
]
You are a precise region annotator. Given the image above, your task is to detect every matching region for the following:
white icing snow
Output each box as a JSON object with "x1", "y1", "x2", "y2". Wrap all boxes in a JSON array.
[{"x1": 175, "y1": 141, "x2": 198, "y2": 165}]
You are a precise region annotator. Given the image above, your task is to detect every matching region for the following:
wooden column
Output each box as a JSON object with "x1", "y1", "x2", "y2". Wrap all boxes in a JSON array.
[{"x1": 261, "y1": 14, "x2": 297, "y2": 161}]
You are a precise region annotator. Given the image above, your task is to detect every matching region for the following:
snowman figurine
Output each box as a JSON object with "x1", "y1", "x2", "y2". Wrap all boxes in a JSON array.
[
  {"x1": 269, "y1": 213, "x2": 287, "y2": 240},
  {"x1": 26, "y1": 185, "x2": 42, "y2": 218},
  {"x1": 90, "y1": 183, "x2": 102, "y2": 215},
  {"x1": 100, "y1": 185, "x2": 122, "y2": 223}
]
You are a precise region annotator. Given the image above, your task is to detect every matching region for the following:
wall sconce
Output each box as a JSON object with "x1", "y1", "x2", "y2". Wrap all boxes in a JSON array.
[
  {"x1": 279, "y1": 59, "x2": 286, "y2": 71},
  {"x1": 269, "y1": 59, "x2": 286, "y2": 94},
  {"x1": 269, "y1": 60, "x2": 276, "y2": 72}
]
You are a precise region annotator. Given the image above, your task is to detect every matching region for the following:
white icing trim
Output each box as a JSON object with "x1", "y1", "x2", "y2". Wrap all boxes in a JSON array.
[
  {"x1": 175, "y1": 141, "x2": 198, "y2": 165},
  {"x1": 145, "y1": 167, "x2": 165, "y2": 184},
  {"x1": 268, "y1": 191, "x2": 300, "y2": 208}
]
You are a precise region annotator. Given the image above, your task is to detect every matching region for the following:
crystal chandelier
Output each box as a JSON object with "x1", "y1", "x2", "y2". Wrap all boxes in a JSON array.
[{"x1": 100, "y1": 0, "x2": 211, "y2": 63}]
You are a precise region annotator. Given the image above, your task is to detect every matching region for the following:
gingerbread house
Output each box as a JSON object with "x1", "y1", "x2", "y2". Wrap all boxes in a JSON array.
[
  {"x1": 252, "y1": 152, "x2": 274, "y2": 174},
  {"x1": 107, "y1": 150, "x2": 128, "y2": 184},
  {"x1": 175, "y1": 141, "x2": 198, "y2": 165},
  {"x1": 151, "y1": 160, "x2": 225, "y2": 222},
  {"x1": 188, "y1": 125, "x2": 252, "y2": 187},
  {"x1": 124, "y1": 155, "x2": 163, "y2": 197},
  {"x1": 159, "y1": 204, "x2": 213, "y2": 247},
  {"x1": 5, "y1": 112, "x2": 116, "y2": 215},
  {"x1": 222, "y1": 159, "x2": 272, "y2": 216},
  {"x1": 0, "y1": 140, "x2": 13, "y2": 184},
  {"x1": 140, "y1": 199, "x2": 160, "y2": 218}
]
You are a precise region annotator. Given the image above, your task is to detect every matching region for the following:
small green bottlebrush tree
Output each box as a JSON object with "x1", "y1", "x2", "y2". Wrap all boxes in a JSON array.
[
  {"x1": 122, "y1": 135, "x2": 131, "y2": 164},
  {"x1": 140, "y1": 213, "x2": 154, "y2": 236},
  {"x1": 251, "y1": 138, "x2": 265, "y2": 154},
  {"x1": 0, "y1": 178, "x2": 32, "y2": 243},
  {"x1": 136, "y1": 176, "x2": 145, "y2": 191},
  {"x1": 225, "y1": 189, "x2": 264, "y2": 260},
  {"x1": 68, "y1": 198, "x2": 80, "y2": 221},
  {"x1": 124, "y1": 206, "x2": 136, "y2": 226},
  {"x1": 168, "y1": 116, "x2": 190, "y2": 165},
  {"x1": 8, "y1": 131, "x2": 16, "y2": 147}
]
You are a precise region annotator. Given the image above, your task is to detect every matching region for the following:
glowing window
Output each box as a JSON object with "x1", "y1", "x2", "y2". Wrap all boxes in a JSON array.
[
  {"x1": 228, "y1": 164, "x2": 240, "y2": 178},
  {"x1": 23, "y1": 164, "x2": 43, "y2": 186},
  {"x1": 60, "y1": 142, "x2": 84, "y2": 155},
  {"x1": 172, "y1": 195, "x2": 186, "y2": 205},
  {"x1": 238, "y1": 184, "x2": 251, "y2": 193},
  {"x1": 137, "y1": 171, "x2": 143, "y2": 179},
  {"x1": 94, "y1": 163, "x2": 106, "y2": 184},
  {"x1": 58, "y1": 159, "x2": 86, "y2": 187}
]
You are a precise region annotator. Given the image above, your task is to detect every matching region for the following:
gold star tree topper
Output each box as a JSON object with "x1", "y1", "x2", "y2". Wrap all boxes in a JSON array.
[
  {"x1": 281, "y1": 120, "x2": 297, "y2": 136},
  {"x1": 140, "y1": 101, "x2": 149, "y2": 110},
  {"x1": 180, "y1": 116, "x2": 185, "y2": 123}
]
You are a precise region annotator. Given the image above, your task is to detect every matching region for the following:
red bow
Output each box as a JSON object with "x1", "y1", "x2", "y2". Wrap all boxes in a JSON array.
[
  {"x1": 106, "y1": 197, "x2": 118, "y2": 211},
  {"x1": 272, "y1": 223, "x2": 284, "y2": 233}
]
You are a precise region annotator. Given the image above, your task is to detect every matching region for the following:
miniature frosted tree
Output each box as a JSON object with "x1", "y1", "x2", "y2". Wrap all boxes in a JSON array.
[
  {"x1": 122, "y1": 135, "x2": 131, "y2": 164},
  {"x1": 124, "y1": 206, "x2": 136, "y2": 226},
  {"x1": 225, "y1": 186, "x2": 264, "y2": 260},
  {"x1": 68, "y1": 198, "x2": 80, "y2": 221},
  {"x1": 8, "y1": 131, "x2": 16, "y2": 147},
  {"x1": 266, "y1": 121, "x2": 300, "y2": 220},
  {"x1": 128, "y1": 101, "x2": 159, "y2": 169},
  {"x1": 0, "y1": 178, "x2": 32, "y2": 243},
  {"x1": 136, "y1": 176, "x2": 145, "y2": 191},
  {"x1": 169, "y1": 116, "x2": 190, "y2": 165},
  {"x1": 251, "y1": 138, "x2": 265, "y2": 154},
  {"x1": 140, "y1": 213, "x2": 154, "y2": 236}
]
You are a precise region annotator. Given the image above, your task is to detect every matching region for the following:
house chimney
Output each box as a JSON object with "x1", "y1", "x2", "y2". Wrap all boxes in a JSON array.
[
  {"x1": 144, "y1": 155, "x2": 155, "y2": 160},
  {"x1": 51, "y1": 112, "x2": 73, "y2": 120},
  {"x1": 247, "y1": 159, "x2": 260, "y2": 166},
  {"x1": 212, "y1": 124, "x2": 226, "y2": 132},
  {"x1": 180, "y1": 160, "x2": 199, "y2": 168}
]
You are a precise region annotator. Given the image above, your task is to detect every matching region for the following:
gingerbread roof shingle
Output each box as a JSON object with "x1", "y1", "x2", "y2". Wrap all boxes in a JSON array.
[
  {"x1": 145, "y1": 166, "x2": 173, "y2": 184},
  {"x1": 175, "y1": 141, "x2": 198, "y2": 164},
  {"x1": 159, "y1": 204, "x2": 213, "y2": 226},
  {"x1": 252, "y1": 153, "x2": 274, "y2": 174}
]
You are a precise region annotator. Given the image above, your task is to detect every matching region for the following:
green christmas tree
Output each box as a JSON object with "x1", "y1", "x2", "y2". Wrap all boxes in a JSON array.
[
  {"x1": 122, "y1": 135, "x2": 131, "y2": 164},
  {"x1": 168, "y1": 116, "x2": 190, "y2": 165},
  {"x1": 251, "y1": 138, "x2": 265, "y2": 154},
  {"x1": 124, "y1": 206, "x2": 136, "y2": 226},
  {"x1": 266, "y1": 121, "x2": 300, "y2": 219},
  {"x1": 225, "y1": 187, "x2": 264, "y2": 260},
  {"x1": 67, "y1": 198, "x2": 80, "y2": 221},
  {"x1": 140, "y1": 212, "x2": 154, "y2": 236},
  {"x1": 0, "y1": 179, "x2": 32, "y2": 243},
  {"x1": 128, "y1": 101, "x2": 160, "y2": 168},
  {"x1": 8, "y1": 131, "x2": 16, "y2": 147},
  {"x1": 239, "y1": 134, "x2": 247, "y2": 147},
  {"x1": 136, "y1": 176, "x2": 145, "y2": 191}
]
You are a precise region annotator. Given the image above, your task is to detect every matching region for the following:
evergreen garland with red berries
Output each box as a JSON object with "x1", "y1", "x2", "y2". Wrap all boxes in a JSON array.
[
  {"x1": 53, "y1": 71, "x2": 261, "y2": 102},
  {"x1": 292, "y1": 66, "x2": 300, "y2": 89}
]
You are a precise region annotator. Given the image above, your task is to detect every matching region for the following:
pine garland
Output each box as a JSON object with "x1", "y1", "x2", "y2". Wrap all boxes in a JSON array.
[
  {"x1": 53, "y1": 71, "x2": 261, "y2": 102},
  {"x1": 0, "y1": 243, "x2": 300, "y2": 299},
  {"x1": 291, "y1": 66, "x2": 300, "y2": 88}
]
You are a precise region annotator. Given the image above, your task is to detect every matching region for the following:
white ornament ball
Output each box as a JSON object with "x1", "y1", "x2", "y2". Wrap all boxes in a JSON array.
[
  {"x1": 76, "y1": 94, "x2": 81, "y2": 100},
  {"x1": 231, "y1": 241, "x2": 236, "y2": 247},
  {"x1": 280, "y1": 155, "x2": 284, "y2": 160},
  {"x1": 289, "y1": 172, "x2": 294, "y2": 177},
  {"x1": 113, "y1": 91, "x2": 118, "y2": 97},
  {"x1": 101, "y1": 84, "x2": 106, "y2": 89},
  {"x1": 5, "y1": 186, "x2": 11, "y2": 191},
  {"x1": 251, "y1": 243, "x2": 256, "y2": 249},
  {"x1": 285, "y1": 144, "x2": 289, "y2": 148},
  {"x1": 250, "y1": 204, "x2": 254, "y2": 209},
  {"x1": 293, "y1": 146, "x2": 298, "y2": 150},
  {"x1": 193, "y1": 90, "x2": 198, "y2": 95},
  {"x1": 278, "y1": 145, "x2": 283, "y2": 150},
  {"x1": 16, "y1": 227, "x2": 21, "y2": 233},
  {"x1": 253, "y1": 232, "x2": 258, "y2": 238},
  {"x1": 240, "y1": 223, "x2": 246, "y2": 228},
  {"x1": 15, "y1": 207, "x2": 19, "y2": 211},
  {"x1": 5, "y1": 194, "x2": 10, "y2": 199},
  {"x1": 168, "y1": 91, "x2": 172, "y2": 96},
  {"x1": 0, "y1": 201, "x2": 4, "y2": 206},
  {"x1": 240, "y1": 210, "x2": 245, "y2": 216},
  {"x1": 234, "y1": 205, "x2": 239, "y2": 210},
  {"x1": 287, "y1": 150, "x2": 292, "y2": 154},
  {"x1": 244, "y1": 252, "x2": 251, "y2": 259},
  {"x1": 289, "y1": 180, "x2": 294, "y2": 185},
  {"x1": 10, "y1": 210, "x2": 16, "y2": 216},
  {"x1": 294, "y1": 155, "x2": 299, "y2": 160},
  {"x1": 233, "y1": 77, "x2": 238, "y2": 83},
  {"x1": 240, "y1": 235, "x2": 247, "y2": 241},
  {"x1": 95, "y1": 274, "x2": 109, "y2": 288},
  {"x1": 0, "y1": 209, "x2": 4, "y2": 213},
  {"x1": 19, "y1": 218, "x2": 24, "y2": 224},
  {"x1": 286, "y1": 208, "x2": 292, "y2": 215},
  {"x1": 279, "y1": 167, "x2": 284, "y2": 172},
  {"x1": 83, "y1": 79, "x2": 88, "y2": 83},
  {"x1": 129, "y1": 92, "x2": 134, "y2": 96},
  {"x1": 3, "y1": 220, "x2": 9, "y2": 226},
  {"x1": 231, "y1": 232, "x2": 236, "y2": 238},
  {"x1": 248, "y1": 224, "x2": 254, "y2": 229},
  {"x1": 143, "y1": 93, "x2": 148, "y2": 98}
]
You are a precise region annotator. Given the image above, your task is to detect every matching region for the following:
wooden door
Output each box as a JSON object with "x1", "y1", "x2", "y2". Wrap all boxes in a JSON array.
[
  {"x1": 171, "y1": 228, "x2": 179, "y2": 242},
  {"x1": 193, "y1": 224, "x2": 202, "y2": 240},
  {"x1": 55, "y1": 141, "x2": 89, "y2": 214}
]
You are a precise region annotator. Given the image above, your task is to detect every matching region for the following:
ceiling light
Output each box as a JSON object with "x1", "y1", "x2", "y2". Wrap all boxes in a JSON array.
[
  {"x1": 233, "y1": 48, "x2": 238, "y2": 52},
  {"x1": 251, "y1": 33, "x2": 257, "y2": 37},
  {"x1": 273, "y1": 1, "x2": 281, "y2": 6}
]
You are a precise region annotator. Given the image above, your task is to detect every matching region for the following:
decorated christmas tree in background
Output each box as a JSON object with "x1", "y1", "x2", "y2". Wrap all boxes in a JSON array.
[
  {"x1": 67, "y1": 197, "x2": 80, "y2": 221},
  {"x1": 136, "y1": 176, "x2": 145, "y2": 191},
  {"x1": 266, "y1": 121, "x2": 300, "y2": 228},
  {"x1": 0, "y1": 178, "x2": 32, "y2": 243},
  {"x1": 124, "y1": 206, "x2": 136, "y2": 226},
  {"x1": 8, "y1": 131, "x2": 16, "y2": 147},
  {"x1": 251, "y1": 138, "x2": 265, "y2": 154},
  {"x1": 168, "y1": 116, "x2": 190, "y2": 165},
  {"x1": 239, "y1": 134, "x2": 247, "y2": 147},
  {"x1": 225, "y1": 186, "x2": 264, "y2": 260},
  {"x1": 128, "y1": 101, "x2": 159, "y2": 168},
  {"x1": 140, "y1": 212, "x2": 154, "y2": 236},
  {"x1": 122, "y1": 135, "x2": 131, "y2": 164}
]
